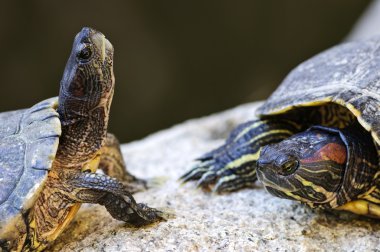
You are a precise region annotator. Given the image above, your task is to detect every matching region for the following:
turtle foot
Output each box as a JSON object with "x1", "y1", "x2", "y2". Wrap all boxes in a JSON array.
[
  {"x1": 180, "y1": 145, "x2": 258, "y2": 193},
  {"x1": 126, "y1": 203, "x2": 172, "y2": 228},
  {"x1": 181, "y1": 120, "x2": 270, "y2": 193}
]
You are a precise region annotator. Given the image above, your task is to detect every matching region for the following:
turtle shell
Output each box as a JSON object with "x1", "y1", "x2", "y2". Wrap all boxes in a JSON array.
[
  {"x1": 0, "y1": 97, "x2": 61, "y2": 225},
  {"x1": 257, "y1": 36, "x2": 380, "y2": 146}
]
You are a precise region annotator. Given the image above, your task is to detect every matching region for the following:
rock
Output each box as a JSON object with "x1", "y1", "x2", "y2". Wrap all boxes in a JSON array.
[{"x1": 51, "y1": 102, "x2": 380, "y2": 252}]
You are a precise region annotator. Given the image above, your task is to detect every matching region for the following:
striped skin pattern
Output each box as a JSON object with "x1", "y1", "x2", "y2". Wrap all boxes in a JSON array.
[
  {"x1": 181, "y1": 103, "x2": 355, "y2": 193},
  {"x1": 181, "y1": 119, "x2": 300, "y2": 192},
  {"x1": 181, "y1": 36, "x2": 380, "y2": 217},
  {"x1": 181, "y1": 103, "x2": 380, "y2": 216},
  {"x1": 257, "y1": 127, "x2": 347, "y2": 207},
  {"x1": 257, "y1": 125, "x2": 379, "y2": 211}
]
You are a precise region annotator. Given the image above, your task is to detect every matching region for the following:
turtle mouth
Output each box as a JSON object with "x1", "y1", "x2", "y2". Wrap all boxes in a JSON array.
[
  {"x1": 257, "y1": 167, "x2": 297, "y2": 192},
  {"x1": 258, "y1": 164, "x2": 341, "y2": 205}
]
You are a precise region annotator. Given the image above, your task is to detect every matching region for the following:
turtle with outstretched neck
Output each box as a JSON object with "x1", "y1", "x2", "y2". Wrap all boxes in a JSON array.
[{"x1": 0, "y1": 27, "x2": 165, "y2": 252}]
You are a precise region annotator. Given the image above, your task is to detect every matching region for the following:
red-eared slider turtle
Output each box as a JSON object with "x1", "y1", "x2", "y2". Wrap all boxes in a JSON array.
[
  {"x1": 0, "y1": 27, "x2": 164, "y2": 252},
  {"x1": 181, "y1": 36, "x2": 380, "y2": 218}
]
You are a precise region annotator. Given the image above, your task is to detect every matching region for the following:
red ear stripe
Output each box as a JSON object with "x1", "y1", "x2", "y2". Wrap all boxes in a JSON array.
[{"x1": 302, "y1": 143, "x2": 347, "y2": 165}]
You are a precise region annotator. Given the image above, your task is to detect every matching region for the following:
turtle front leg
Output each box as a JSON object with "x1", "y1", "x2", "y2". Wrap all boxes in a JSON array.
[
  {"x1": 181, "y1": 119, "x2": 300, "y2": 193},
  {"x1": 14, "y1": 170, "x2": 165, "y2": 252},
  {"x1": 63, "y1": 170, "x2": 165, "y2": 226},
  {"x1": 99, "y1": 133, "x2": 147, "y2": 193}
]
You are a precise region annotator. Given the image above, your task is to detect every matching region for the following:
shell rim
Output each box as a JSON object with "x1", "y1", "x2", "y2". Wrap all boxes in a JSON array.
[{"x1": 258, "y1": 97, "x2": 380, "y2": 146}]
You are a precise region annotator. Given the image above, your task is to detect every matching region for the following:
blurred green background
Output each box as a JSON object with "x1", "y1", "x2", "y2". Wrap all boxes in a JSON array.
[{"x1": 0, "y1": 1, "x2": 371, "y2": 142}]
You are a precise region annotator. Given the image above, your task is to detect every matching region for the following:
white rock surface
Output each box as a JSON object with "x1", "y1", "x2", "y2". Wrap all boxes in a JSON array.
[{"x1": 51, "y1": 102, "x2": 380, "y2": 252}]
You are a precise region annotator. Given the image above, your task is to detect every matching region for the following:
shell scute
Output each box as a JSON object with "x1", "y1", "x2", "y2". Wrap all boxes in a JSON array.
[
  {"x1": 0, "y1": 97, "x2": 61, "y2": 223},
  {"x1": 259, "y1": 37, "x2": 380, "y2": 145}
]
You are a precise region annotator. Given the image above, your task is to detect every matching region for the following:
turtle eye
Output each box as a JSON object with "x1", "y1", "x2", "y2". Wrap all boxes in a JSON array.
[
  {"x1": 280, "y1": 159, "x2": 299, "y2": 176},
  {"x1": 77, "y1": 46, "x2": 93, "y2": 62}
]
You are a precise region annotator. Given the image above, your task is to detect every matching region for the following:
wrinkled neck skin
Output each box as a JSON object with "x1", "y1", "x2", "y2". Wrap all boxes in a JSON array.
[{"x1": 55, "y1": 64, "x2": 115, "y2": 168}]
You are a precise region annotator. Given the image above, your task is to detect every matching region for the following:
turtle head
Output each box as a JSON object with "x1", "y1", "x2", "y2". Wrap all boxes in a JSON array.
[
  {"x1": 256, "y1": 127, "x2": 347, "y2": 207},
  {"x1": 58, "y1": 27, "x2": 114, "y2": 117}
]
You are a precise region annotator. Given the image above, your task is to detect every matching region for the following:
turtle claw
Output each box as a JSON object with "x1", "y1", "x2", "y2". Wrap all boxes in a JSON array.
[
  {"x1": 128, "y1": 203, "x2": 168, "y2": 227},
  {"x1": 213, "y1": 174, "x2": 238, "y2": 193},
  {"x1": 213, "y1": 174, "x2": 243, "y2": 193},
  {"x1": 180, "y1": 161, "x2": 213, "y2": 182},
  {"x1": 181, "y1": 148, "x2": 259, "y2": 193},
  {"x1": 213, "y1": 171, "x2": 257, "y2": 193},
  {"x1": 180, "y1": 167, "x2": 205, "y2": 183},
  {"x1": 181, "y1": 120, "x2": 263, "y2": 193},
  {"x1": 196, "y1": 171, "x2": 217, "y2": 188}
]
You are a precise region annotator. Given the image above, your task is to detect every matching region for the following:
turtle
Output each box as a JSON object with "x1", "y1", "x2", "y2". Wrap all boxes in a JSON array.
[
  {"x1": 0, "y1": 27, "x2": 165, "y2": 252},
  {"x1": 181, "y1": 35, "x2": 380, "y2": 219}
]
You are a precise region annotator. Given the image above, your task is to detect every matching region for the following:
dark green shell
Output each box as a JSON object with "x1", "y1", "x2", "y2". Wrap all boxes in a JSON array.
[
  {"x1": 0, "y1": 98, "x2": 61, "y2": 225},
  {"x1": 258, "y1": 37, "x2": 380, "y2": 146},
  {"x1": 255, "y1": 37, "x2": 380, "y2": 208}
]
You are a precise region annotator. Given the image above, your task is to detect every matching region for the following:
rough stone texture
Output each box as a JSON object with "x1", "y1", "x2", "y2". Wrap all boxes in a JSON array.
[{"x1": 51, "y1": 102, "x2": 380, "y2": 252}]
